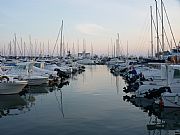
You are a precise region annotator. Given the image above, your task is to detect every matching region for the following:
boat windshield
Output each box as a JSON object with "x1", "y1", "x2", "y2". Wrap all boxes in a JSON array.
[{"x1": 15, "y1": 65, "x2": 26, "y2": 70}]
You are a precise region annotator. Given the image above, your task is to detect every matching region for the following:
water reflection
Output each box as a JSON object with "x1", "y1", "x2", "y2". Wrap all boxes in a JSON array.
[
  {"x1": 0, "y1": 94, "x2": 31, "y2": 118},
  {"x1": 3, "y1": 65, "x2": 179, "y2": 135},
  {"x1": 147, "y1": 107, "x2": 180, "y2": 135},
  {"x1": 28, "y1": 85, "x2": 49, "y2": 94},
  {"x1": 28, "y1": 83, "x2": 65, "y2": 118},
  {"x1": 54, "y1": 89, "x2": 64, "y2": 118},
  {"x1": 25, "y1": 84, "x2": 65, "y2": 118},
  {"x1": 124, "y1": 96, "x2": 180, "y2": 134},
  {"x1": 115, "y1": 76, "x2": 120, "y2": 94},
  {"x1": 89, "y1": 65, "x2": 94, "y2": 78},
  {"x1": 82, "y1": 71, "x2": 86, "y2": 84}
]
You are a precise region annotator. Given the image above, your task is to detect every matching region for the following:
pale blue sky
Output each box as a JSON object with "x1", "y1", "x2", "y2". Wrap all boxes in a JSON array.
[{"x1": 0, "y1": 0, "x2": 180, "y2": 56}]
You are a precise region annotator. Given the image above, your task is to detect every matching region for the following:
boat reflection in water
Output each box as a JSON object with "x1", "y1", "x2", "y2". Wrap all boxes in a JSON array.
[
  {"x1": 146, "y1": 107, "x2": 180, "y2": 135},
  {"x1": 28, "y1": 84, "x2": 65, "y2": 118},
  {"x1": 28, "y1": 85, "x2": 49, "y2": 94},
  {"x1": 0, "y1": 94, "x2": 32, "y2": 118},
  {"x1": 123, "y1": 95, "x2": 180, "y2": 134}
]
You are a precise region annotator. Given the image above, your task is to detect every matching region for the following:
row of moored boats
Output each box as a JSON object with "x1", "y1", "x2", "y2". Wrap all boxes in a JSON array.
[
  {"x1": 108, "y1": 57, "x2": 180, "y2": 108},
  {"x1": 0, "y1": 58, "x2": 86, "y2": 95}
]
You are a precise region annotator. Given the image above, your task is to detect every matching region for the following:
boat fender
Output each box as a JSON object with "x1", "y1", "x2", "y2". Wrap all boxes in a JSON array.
[
  {"x1": 9, "y1": 77, "x2": 14, "y2": 83},
  {"x1": 175, "y1": 94, "x2": 179, "y2": 104}
]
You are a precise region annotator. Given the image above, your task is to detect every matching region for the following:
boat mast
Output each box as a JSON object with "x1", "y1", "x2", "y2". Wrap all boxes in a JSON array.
[
  {"x1": 83, "y1": 39, "x2": 86, "y2": 53},
  {"x1": 52, "y1": 20, "x2": 63, "y2": 57},
  {"x1": 34, "y1": 40, "x2": 37, "y2": 57},
  {"x1": 29, "y1": 35, "x2": 32, "y2": 57},
  {"x1": 43, "y1": 42, "x2": 45, "y2": 57},
  {"x1": 57, "y1": 39, "x2": 59, "y2": 56},
  {"x1": 108, "y1": 43, "x2": 109, "y2": 57},
  {"x1": 150, "y1": 6, "x2": 154, "y2": 58},
  {"x1": 40, "y1": 42, "x2": 42, "y2": 57},
  {"x1": 63, "y1": 36, "x2": 65, "y2": 57},
  {"x1": 111, "y1": 38, "x2": 113, "y2": 58},
  {"x1": 91, "y1": 42, "x2": 93, "y2": 58},
  {"x1": 14, "y1": 33, "x2": 17, "y2": 58},
  {"x1": 72, "y1": 42, "x2": 75, "y2": 56},
  {"x1": 24, "y1": 42, "x2": 26, "y2": 57},
  {"x1": 21, "y1": 38, "x2": 23, "y2": 57},
  {"x1": 82, "y1": 39, "x2": 86, "y2": 58},
  {"x1": 155, "y1": 0, "x2": 160, "y2": 58},
  {"x1": 127, "y1": 41, "x2": 129, "y2": 58},
  {"x1": 162, "y1": 1, "x2": 177, "y2": 48},
  {"x1": 116, "y1": 33, "x2": 120, "y2": 57},
  {"x1": 161, "y1": 0, "x2": 164, "y2": 53},
  {"x1": 60, "y1": 20, "x2": 63, "y2": 57},
  {"x1": 77, "y1": 39, "x2": 79, "y2": 56},
  {"x1": 48, "y1": 40, "x2": 50, "y2": 56},
  {"x1": 114, "y1": 43, "x2": 115, "y2": 58},
  {"x1": 3, "y1": 44, "x2": 5, "y2": 57},
  {"x1": 9, "y1": 41, "x2": 12, "y2": 57}
]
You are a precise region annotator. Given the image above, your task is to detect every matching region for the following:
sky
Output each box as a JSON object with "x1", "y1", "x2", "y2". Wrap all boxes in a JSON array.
[{"x1": 0, "y1": 0, "x2": 180, "y2": 56}]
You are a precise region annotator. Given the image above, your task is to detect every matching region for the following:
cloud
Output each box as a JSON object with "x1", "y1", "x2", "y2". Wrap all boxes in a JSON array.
[{"x1": 76, "y1": 23, "x2": 109, "y2": 35}]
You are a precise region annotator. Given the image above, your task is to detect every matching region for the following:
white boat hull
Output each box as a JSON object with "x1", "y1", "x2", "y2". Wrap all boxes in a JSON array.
[
  {"x1": 25, "y1": 76, "x2": 48, "y2": 86},
  {"x1": 161, "y1": 92, "x2": 180, "y2": 108},
  {"x1": 0, "y1": 81, "x2": 27, "y2": 95}
]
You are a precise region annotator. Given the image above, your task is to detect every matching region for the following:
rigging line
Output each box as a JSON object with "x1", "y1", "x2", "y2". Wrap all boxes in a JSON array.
[
  {"x1": 142, "y1": 22, "x2": 150, "y2": 47},
  {"x1": 52, "y1": 22, "x2": 63, "y2": 56},
  {"x1": 135, "y1": 10, "x2": 150, "y2": 55},
  {"x1": 138, "y1": 16, "x2": 150, "y2": 55},
  {"x1": 137, "y1": 11, "x2": 150, "y2": 48},
  {"x1": 157, "y1": 7, "x2": 171, "y2": 50},
  {"x1": 152, "y1": 16, "x2": 163, "y2": 52},
  {"x1": 162, "y1": 1, "x2": 177, "y2": 47}
]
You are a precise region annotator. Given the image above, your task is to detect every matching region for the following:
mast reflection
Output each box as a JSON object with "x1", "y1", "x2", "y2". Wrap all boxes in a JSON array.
[{"x1": 55, "y1": 88, "x2": 65, "y2": 118}]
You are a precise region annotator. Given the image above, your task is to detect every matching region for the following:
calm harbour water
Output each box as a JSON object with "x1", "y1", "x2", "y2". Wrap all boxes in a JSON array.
[{"x1": 0, "y1": 65, "x2": 179, "y2": 135}]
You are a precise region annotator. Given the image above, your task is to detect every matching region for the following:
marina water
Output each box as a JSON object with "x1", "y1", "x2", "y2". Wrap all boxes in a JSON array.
[{"x1": 0, "y1": 65, "x2": 176, "y2": 135}]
